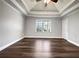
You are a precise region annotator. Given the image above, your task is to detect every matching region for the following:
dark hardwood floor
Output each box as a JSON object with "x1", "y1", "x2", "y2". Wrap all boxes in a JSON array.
[{"x1": 0, "y1": 38, "x2": 79, "y2": 58}]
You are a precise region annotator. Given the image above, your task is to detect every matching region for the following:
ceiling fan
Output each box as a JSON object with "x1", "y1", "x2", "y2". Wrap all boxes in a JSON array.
[{"x1": 36, "y1": 0, "x2": 58, "y2": 7}]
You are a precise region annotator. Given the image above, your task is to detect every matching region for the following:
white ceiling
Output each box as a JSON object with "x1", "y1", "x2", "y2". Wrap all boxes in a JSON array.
[
  {"x1": 31, "y1": 1, "x2": 58, "y2": 12},
  {"x1": 22, "y1": 0, "x2": 75, "y2": 12},
  {"x1": 4, "y1": 0, "x2": 79, "y2": 17}
]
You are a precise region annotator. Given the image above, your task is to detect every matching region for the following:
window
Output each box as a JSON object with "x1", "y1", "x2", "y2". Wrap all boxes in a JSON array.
[{"x1": 36, "y1": 20, "x2": 51, "y2": 32}]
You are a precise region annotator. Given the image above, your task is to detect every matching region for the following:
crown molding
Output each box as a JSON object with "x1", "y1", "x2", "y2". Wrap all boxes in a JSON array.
[
  {"x1": 10, "y1": 0, "x2": 27, "y2": 15},
  {"x1": 61, "y1": 3, "x2": 79, "y2": 16},
  {"x1": 1, "y1": 0, "x2": 20, "y2": 13},
  {"x1": 27, "y1": 14, "x2": 60, "y2": 17},
  {"x1": 21, "y1": 0, "x2": 30, "y2": 12},
  {"x1": 28, "y1": 11, "x2": 60, "y2": 17},
  {"x1": 26, "y1": 0, "x2": 77, "y2": 17},
  {"x1": 3, "y1": 0, "x2": 28, "y2": 15},
  {"x1": 3, "y1": 0, "x2": 79, "y2": 17},
  {"x1": 29, "y1": 11, "x2": 59, "y2": 15},
  {"x1": 59, "y1": 0, "x2": 75, "y2": 13}
]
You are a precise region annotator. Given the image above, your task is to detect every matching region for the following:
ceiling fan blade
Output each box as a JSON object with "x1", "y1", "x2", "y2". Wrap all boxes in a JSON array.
[
  {"x1": 51, "y1": 0, "x2": 58, "y2": 3},
  {"x1": 36, "y1": 0, "x2": 41, "y2": 2}
]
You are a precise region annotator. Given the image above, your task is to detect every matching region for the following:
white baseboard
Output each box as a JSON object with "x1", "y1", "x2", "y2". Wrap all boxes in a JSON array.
[
  {"x1": 24, "y1": 36, "x2": 62, "y2": 38},
  {"x1": 65, "y1": 39, "x2": 79, "y2": 47},
  {"x1": 0, "y1": 37, "x2": 24, "y2": 51}
]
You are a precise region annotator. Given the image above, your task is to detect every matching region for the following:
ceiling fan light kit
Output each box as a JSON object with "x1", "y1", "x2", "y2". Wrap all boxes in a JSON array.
[{"x1": 44, "y1": 0, "x2": 51, "y2": 4}]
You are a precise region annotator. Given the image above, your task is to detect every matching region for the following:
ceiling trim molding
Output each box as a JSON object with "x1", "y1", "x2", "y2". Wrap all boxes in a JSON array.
[
  {"x1": 1, "y1": 0, "x2": 21, "y2": 14},
  {"x1": 28, "y1": 11, "x2": 60, "y2": 17},
  {"x1": 3, "y1": 0, "x2": 78, "y2": 17},
  {"x1": 21, "y1": 0, "x2": 30, "y2": 12},
  {"x1": 27, "y1": 15, "x2": 60, "y2": 17},
  {"x1": 53, "y1": 3, "x2": 60, "y2": 12},
  {"x1": 61, "y1": 3, "x2": 79, "y2": 16},
  {"x1": 28, "y1": 13, "x2": 60, "y2": 17},
  {"x1": 23, "y1": 0, "x2": 76, "y2": 17},
  {"x1": 59, "y1": 0, "x2": 75, "y2": 13},
  {"x1": 29, "y1": 11, "x2": 59, "y2": 15},
  {"x1": 10, "y1": 0, "x2": 27, "y2": 15}
]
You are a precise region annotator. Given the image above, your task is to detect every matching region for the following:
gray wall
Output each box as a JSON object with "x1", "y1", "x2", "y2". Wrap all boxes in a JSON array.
[
  {"x1": 0, "y1": 0, "x2": 24, "y2": 48},
  {"x1": 62, "y1": 16, "x2": 68, "y2": 39},
  {"x1": 24, "y1": 16, "x2": 62, "y2": 38},
  {"x1": 62, "y1": 8, "x2": 79, "y2": 46}
]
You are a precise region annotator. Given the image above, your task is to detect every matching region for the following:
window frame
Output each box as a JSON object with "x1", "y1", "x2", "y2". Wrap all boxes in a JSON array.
[{"x1": 35, "y1": 19, "x2": 51, "y2": 32}]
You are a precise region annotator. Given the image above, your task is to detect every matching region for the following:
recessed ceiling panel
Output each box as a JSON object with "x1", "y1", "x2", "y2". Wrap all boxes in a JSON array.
[
  {"x1": 31, "y1": 1, "x2": 58, "y2": 12},
  {"x1": 55, "y1": 0, "x2": 75, "y2": 11},
  {"x1": 19, "y1": 0, "x2": 76, "y2": 16}
]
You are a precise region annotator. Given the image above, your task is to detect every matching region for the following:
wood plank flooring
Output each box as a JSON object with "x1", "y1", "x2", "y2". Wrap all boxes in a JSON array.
[{"x1": 0, "y1": 38, "x2": 79, "y2": 58}]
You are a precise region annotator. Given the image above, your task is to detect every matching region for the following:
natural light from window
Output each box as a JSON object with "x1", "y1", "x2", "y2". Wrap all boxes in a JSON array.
[{"x1": 36, "y1": 19, "x2": 51, "y2": 32}]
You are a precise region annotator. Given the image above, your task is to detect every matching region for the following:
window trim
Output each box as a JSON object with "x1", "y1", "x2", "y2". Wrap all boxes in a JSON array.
[{"x1": 35, "y1": 19, "x2": 51, "y2": 32}]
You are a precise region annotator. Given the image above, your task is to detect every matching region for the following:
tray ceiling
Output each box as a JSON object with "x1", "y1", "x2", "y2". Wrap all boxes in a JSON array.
[{"x1": 3, "y1": 0, "x2": 79, "y2": 17}]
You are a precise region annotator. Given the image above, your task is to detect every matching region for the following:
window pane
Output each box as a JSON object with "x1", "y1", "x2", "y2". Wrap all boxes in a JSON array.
[{"x1": 36, "y1": 20, "x2": 51, "y2": 32}]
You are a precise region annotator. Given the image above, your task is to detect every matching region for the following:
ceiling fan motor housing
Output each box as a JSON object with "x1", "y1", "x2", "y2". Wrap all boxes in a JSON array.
[
  {"x1": 36, "y1": 0, "x2": 58, "y2": 7},
  {"x1": 36, "y1": 0, "x2": 58, "y2": 3},
  {"x1": 36, "y1": 0, "x2": 41, "y2": 2},
  {"x1": 51, "y1": 0, "x2": 58, "y2": 3}
]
